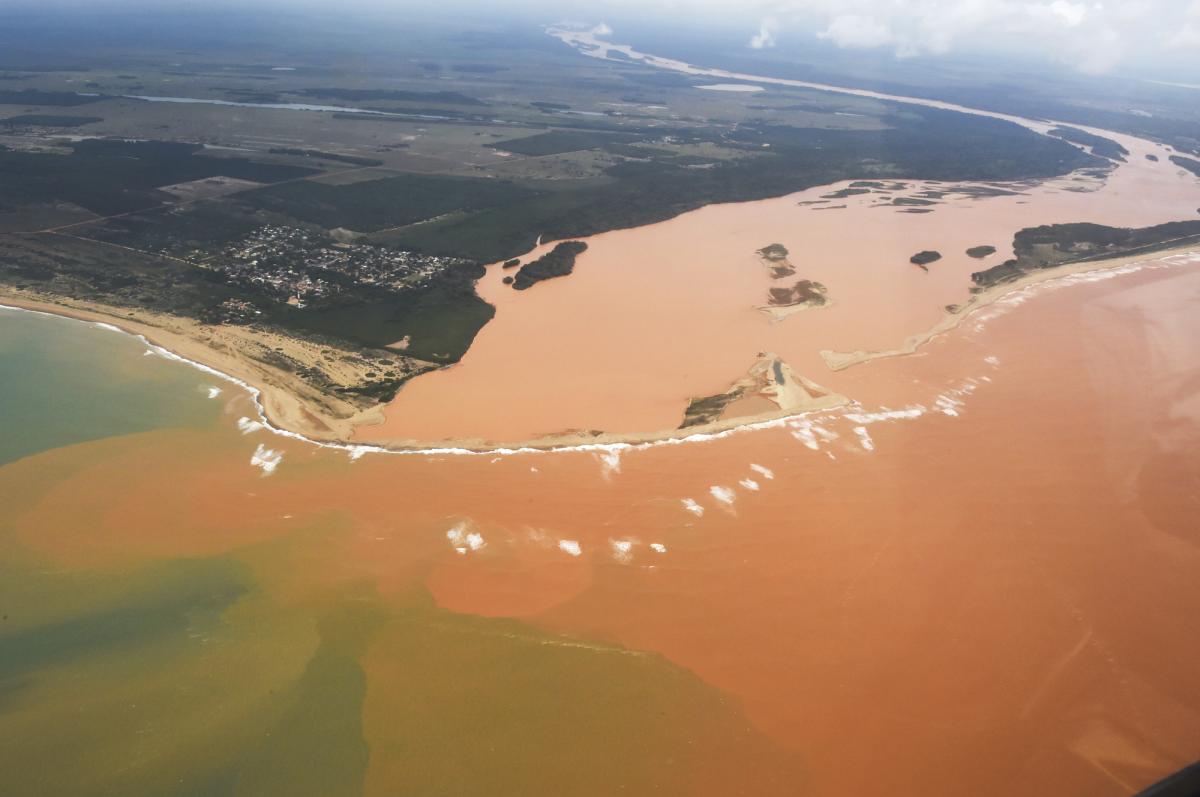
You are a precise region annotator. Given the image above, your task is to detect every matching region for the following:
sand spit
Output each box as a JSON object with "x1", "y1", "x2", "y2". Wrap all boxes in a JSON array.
[
  {"x1": 0, "y1": 293, "x2": 839, "y2": 456},
  {"x1": 5, "y1": 247, "x2": 1197, "y2": 457},
  {"x1": 820, "y1": 245, "x2": 1200, "y2": 371}
]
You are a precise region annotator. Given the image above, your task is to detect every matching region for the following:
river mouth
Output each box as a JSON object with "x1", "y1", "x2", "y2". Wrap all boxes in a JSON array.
[
  {"x1": 347, "y1": 29, "x2": 1200, "y2": 449},
  {"x1": 363, "y1": 163, "x2": 1199, "y2": 448}
]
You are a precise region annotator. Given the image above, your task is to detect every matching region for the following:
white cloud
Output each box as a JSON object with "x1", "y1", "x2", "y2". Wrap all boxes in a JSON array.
[
  {"x1": 749, "y1": 17, "x2": 779, "y2": 48},
  {"x1": 742, "y1": 0, "x2": 1199, "y2": 72},
  {"x1": 819, "y1": 14, "x2": 893, "y2": 48},
  {"x1": 1168, "y1": 0, "x2": 1200, "y2": 47},
  {"x1": 1048, "y1": 1, "x2": 1088, "y2": 26}
]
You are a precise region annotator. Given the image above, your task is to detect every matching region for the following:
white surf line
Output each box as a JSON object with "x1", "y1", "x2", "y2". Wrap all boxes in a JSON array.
[
  {"x1": 3, "y1": 250, "x2": 1196, "y2": 460},
  {"x1": 3, "y1": 38, "x2": 1190, "y2": 461},
  {"x1": 0, "y1": 301, "x2": 862, "y2": 458}
]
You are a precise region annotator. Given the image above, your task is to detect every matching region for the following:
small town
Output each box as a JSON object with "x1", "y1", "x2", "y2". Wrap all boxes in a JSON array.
[{"x1": 207, "y1": 225, "x2": 473, "y2": 307}]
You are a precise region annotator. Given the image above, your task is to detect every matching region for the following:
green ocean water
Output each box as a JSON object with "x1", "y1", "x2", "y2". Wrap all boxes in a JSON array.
[
  {"x1": 0, "y1": 307, "x2": 790, "y2": 796},
  {"x1": 0, "y1": 308, "x2": 222, "y2": 466}
]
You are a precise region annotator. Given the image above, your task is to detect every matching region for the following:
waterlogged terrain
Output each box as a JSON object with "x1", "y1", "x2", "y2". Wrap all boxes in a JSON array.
[
  {"x1": 2, "y1": 247, "x2": 1200, "y2": 796},
  {"x1": 359, "y1": 29, "x2": 1200, "y2": 448},
  {"x1": 368, "y1": 131, "x2": 1198, "y2": 446}
]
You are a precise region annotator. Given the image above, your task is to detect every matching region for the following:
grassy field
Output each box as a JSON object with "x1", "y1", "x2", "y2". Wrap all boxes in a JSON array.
[
  {"x1": 0, "y1": 139, "x2": 316, "y2": 218},
  {"x1": 242, "y1": 173, "x2": 539, "y2": 233}
]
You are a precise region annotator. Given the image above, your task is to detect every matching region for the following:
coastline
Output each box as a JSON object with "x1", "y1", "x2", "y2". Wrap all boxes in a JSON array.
[
  {"x1": 5, "y1": 241, "x2": 1198, "y2": 455},
  {"x1": 0, "y1": 288, "x2": 386, "y2": 445},
  {"x1": 820, "y1": 243, "x2": 1200, "y2": 372}
]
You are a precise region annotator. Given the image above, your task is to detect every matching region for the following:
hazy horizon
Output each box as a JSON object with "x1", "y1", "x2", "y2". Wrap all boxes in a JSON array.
[{"x1": 3, "y1": 0, "x2": 1198, "y2": 80}]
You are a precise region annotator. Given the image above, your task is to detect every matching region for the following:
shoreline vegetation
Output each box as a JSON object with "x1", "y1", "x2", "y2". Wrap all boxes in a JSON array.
[
  {"x1": 821, "y1": 240, "x2": 1200, "y2": 373},
  {"x1": 5, "y1": 234, "x2": 1197, "y2": 454},
  {"x1": 511, "y1": 241, "x2": 588, "y2": 290}
]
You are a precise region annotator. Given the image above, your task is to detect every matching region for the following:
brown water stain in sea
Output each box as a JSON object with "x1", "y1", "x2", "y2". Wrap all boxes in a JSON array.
[
  {"x1": 2, "y1": 259, "x2": 1200, "y2": 795},
  {"x1": 0, "y1": 435, "x2": 808, "y2": 795}
]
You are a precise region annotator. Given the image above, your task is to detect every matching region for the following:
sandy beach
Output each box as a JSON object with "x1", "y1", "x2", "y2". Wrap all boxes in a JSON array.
[
  {"x1": 0, "y1": 288, "x2": 392, "y2": 444},
  {"x1": 4, "y1": 238, "x2": 1198, "y2": 454}
]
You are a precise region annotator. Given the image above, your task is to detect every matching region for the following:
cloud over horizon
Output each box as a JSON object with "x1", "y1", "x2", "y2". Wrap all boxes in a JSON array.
[
  {"x1": 744, "y1": 0, "x2": 1200, "y2": 73},
  {"x1": 748, "y1": 17, "x2": 779, "y2": 48}
]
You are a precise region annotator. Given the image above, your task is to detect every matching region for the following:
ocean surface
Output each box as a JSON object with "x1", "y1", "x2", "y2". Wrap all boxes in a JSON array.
[
  {"x1": 1, "y1": 254, "x2": 1200, "y2": 797},
  {"x1": 0, "y1": 309, "x2": 220, "y2": 466}
]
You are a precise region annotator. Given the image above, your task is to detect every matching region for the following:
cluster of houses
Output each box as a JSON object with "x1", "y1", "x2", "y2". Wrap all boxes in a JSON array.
[{"x1": 212, "y1": 225, "x2": 471, "y2": 307}]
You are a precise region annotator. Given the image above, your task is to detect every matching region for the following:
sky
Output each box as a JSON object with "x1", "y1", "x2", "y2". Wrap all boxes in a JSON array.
[
  {"x1": 547, "y1": 0, "x2": 1200, "y2": 76},
  {"x1": 732, "y1": 0, "x2": 1200, "y2": 74},
  {"x1": 6, "y1": 0, "x2": 1199, "y2": 77}
]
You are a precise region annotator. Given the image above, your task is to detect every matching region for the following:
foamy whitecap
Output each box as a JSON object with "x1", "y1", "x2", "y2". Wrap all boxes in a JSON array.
[
  {"x1": 250, "y1": 443, "x2": 283, "y2": 475},
  {"x1": 237, "y1": 416, "x2": 265, "y2": 435},
  {"x1": 597, "y1": 448, "x2": 622, "y2": 478},
  {"x1": 446, "y1": 521, "x2": 486, "y2": 553},
  {"x1": 709, "y1": 486, "x2": 735, "y2": 505},
  {"x1": 558, "y1": 539, "x2": 582, "y2": 557},
  {"x1": 791, "y1": 423, "x2": 820, "y2": 450},
  {"x1": 934, "y1": 395, "x2": 963, "y2": 417},
  {"x1": 682, "y1": 498, "x2": 705, "y2": 517},
  {"x1": 844, "y1": 407, "x2": 925, "y2": 424},
  {"x1": 814, "y1": 425, "x2": 839, "y2": 441},
  {"x1": 649, "y1": 543, "x2": 667, "y2": 554},
  {"x1": 610, "y1": 539, "x2": 633, "y2": 563},
  {"x1": 739, "y1": 478, "x2": 760, "y2": 491},
  {"x1": 853, "y1": 426, "x2": 875, "y2": 452},
  {"x1": 749, "y1": 463, "x2": 775, "y2": 480},
  {"x1": 206, "y1": 386, "x2": 222, "y2": 399}
]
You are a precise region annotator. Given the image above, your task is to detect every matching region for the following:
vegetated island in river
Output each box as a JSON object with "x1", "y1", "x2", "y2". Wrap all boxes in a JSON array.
[
  {"x1": 753, "y1": 243, "x2": 831, "y2": 317},
  {"x1": 822, "y1": 219, "x2": 1200, "y2": 373},
  {"x1": 910, "y1": 250, "x2": 942, "y2": 270},
  {"x1": 512, "y1": 241, "x2": 588, "y2": 290}
]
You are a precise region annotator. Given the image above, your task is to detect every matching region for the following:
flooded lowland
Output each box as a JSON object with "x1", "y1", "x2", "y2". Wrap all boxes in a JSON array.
[{"x1": 364, "y1": 33, "x2": 1199, "y2": 448}]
